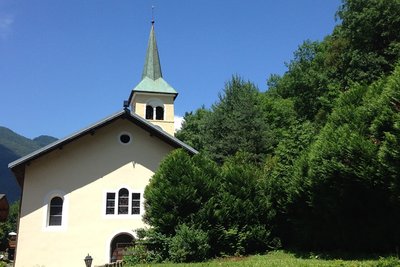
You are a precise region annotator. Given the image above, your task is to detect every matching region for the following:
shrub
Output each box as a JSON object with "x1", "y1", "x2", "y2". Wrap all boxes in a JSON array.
[
  {"x1": 169, "y1": 224, "x2": 210, "y2": 263},
  {"x1": 123, "y1": 228, "x2": 169, "y2": 264}
]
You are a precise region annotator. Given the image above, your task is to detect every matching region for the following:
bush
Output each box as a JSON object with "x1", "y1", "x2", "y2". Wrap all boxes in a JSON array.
[
  {"x1": 169, "y1": 224, "x2": 210, "y2": 263},
  {"x1": 123, "y1": 245, "x2": 154, "y2": 265},
  {"x1": 123, "y1": 228, "x2": 169, "y2": 264}
]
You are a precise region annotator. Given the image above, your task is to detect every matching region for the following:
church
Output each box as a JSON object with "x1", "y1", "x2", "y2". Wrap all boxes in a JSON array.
[{"x1": 8, "y1": 21, "x2": 196, "y2": 267}]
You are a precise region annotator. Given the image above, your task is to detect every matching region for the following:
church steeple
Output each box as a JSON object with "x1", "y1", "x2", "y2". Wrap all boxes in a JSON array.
[
  {"x1": 128, "y1": 21, "x2": 178, "y2": 136},
  {"x1": 142, "y1": 22, "x2": 162, "y2": 81}
]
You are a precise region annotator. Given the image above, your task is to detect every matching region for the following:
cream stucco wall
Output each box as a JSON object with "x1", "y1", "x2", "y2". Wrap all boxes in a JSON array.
[
  {"x1": 131, "y1": 93, "x2": 175, "y2": 135},
  {"x1": 15, "y1": 118, "x2": 175, "y2": 267}
]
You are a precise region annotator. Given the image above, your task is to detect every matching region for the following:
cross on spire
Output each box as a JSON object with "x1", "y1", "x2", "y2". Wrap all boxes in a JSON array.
[{"x1": 151, "y1": 5, "x2": 155, "y2": 24}]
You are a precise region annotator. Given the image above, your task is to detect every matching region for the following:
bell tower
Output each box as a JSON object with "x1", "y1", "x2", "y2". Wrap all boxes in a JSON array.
[{"x1": 128, "y1": 21, "x2": 178, "y2": 136}]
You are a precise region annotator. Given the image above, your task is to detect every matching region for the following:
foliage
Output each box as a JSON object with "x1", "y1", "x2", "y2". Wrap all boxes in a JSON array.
[
  {"x1": 144, "y1": 150, "x2": 278, "y2": 261},
  {"x1": 376, "y1": 257, "x2": 400, "y2": 267},
  {"x1": 127, "y1": 251, "x2": 400, "y2": 267},
  {"x1": 203, "y1": 76, "x2": 270, "y2": 164},
  {"x1": 146, "y1": 0, "x2": 400, "y2": 262},
  {"x1": 123, "y1": 228, "x2": 169, "y2": 264},
  {"x1": 175, "y1": 107, "x2": 210, "y2": 152},
  {"x1": 169, "y1": 224, "x2": 210, "y2": 263},
  {"x1": 207, "y1": 153, "x2": 276, "y2": 256},
  {"x1": 0, "y1": 201, "x2": 19, "y2": 251},
  {"x1": 334, "y1": 0, "x2": 400, "y2": 86},
  {"x1": 144, "y1": 149, "x2": 220, "y2": 236},
  {"x1": 177, "y1": 77, "x2": 297, "y2": 165},
  {"x1": 287, "y1": 65, "x2": 400, "y2": 251},
  {"x1": 124, "y1": 245, "x2": 156, "y2": 265},
  {"x1": 267, "y1": 40, "x2": 334, "y2": 121}
]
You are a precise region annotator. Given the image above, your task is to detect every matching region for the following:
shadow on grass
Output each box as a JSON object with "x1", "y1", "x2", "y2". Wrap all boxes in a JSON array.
[{"x1": 284, "y1": 248, "x2": 399, "y2": 261}]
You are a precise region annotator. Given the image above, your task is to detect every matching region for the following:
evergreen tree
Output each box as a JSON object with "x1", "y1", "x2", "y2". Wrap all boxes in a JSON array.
[
  {"x1": 293, "y1": 66, "x2": 400, "y2": 251},
  {"x1": 204, "y1": 76, "x2": 268, "y2": 164},
  {"x1": 175, "y1": 107, "x2": 210, "y2": 151}
]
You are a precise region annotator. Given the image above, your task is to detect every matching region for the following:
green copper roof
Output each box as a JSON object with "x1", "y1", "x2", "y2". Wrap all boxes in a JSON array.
[
  {"x1": 134, "y1": 76, "x2": 177, "y2": 94},
  {"x1": 133, "y1": 22, "x2": 177, "y2": 95},
  {"x1": 142, "y1": 23, "x2": 162, "y2": 80}
]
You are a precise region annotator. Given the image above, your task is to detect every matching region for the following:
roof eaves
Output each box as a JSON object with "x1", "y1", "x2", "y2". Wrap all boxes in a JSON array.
[
  {"x1": 8, "y1": 110, "x2": 126, "y2": 169},
  {"x1": 9, "y1": 110, "x2": 197, "y2": 171},
  {"x1": 126, "y1": 112, "x2": 198, "y2": 154}
]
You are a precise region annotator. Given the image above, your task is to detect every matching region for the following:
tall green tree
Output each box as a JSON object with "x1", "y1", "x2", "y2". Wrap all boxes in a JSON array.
[
  {"x1": 203, "y1": 76, "x2": 268, "y2": 164},
  {"x1": 143, "y1": 149, "x2": 220, "y2": 236},
  {"x1": 267, "y1": 41, "x2": 333, "y2": 121},
  {"x1": 292, "y1": 65, "x2": 400, "y2": 251},
  {"x1": 175, "y1": 107, "x2": 210, "y2": 152},
  {"x1": 332, "y1": 0, "x2": 400, "y2": 87},
  {"x1": 206, "y1": 153, "x2": 275, "y2": 256}
]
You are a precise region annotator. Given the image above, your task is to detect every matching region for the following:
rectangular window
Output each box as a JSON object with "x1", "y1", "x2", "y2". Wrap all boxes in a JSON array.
[
  {"x1": 131, "y1": 193, "x2": 141, "y2": 215},
  {"x1": 106, "y1": 193, "x2": 116, "y2": 215},
  {"x1": 49, "y1": 206, "x2": 62, "y2": 225}
]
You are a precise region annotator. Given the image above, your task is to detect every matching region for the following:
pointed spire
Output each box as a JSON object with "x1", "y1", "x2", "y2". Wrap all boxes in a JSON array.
[
  {"x1": 142, "y1": 21, "x2": 162, "y2": 80},
  {"x1": 130, "y1": 21, "x2": 178, "y2": 97}
]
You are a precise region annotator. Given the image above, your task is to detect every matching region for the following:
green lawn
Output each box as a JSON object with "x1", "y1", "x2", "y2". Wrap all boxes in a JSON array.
[{"x1": 128, "y1": 251, "x2": 400, "y2": 267}]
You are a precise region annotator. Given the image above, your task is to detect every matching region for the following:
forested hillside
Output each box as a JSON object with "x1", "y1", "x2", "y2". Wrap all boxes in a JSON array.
[
  {"x1": 0, "y1": 126, "x2": 57, "y2": 202},
  {"x1": 125, "y1": 0, "x2": 400, "y2": 264}
]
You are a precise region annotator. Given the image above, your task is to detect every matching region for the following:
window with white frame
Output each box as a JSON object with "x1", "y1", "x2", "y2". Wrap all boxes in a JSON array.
[
  {"x1": 49, "y1": 196, "x2": 63, "y2": 226},
  {"x1": 105, "y1": 188, "x2": 141, "y2": 216},
  {"x1": 106, "y1": 193, "x2": 116, "y2": 214},
  {"x1": 118, "y1": 188, "x2": 129, "y2": 214},
  {"x1": 131, "y1": 193, "x2": 140, "y2": 214}
]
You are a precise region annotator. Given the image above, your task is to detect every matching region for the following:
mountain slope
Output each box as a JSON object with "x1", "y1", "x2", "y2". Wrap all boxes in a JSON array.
[{"x1": 0, "y1": 127, "x2": 57, "y2": 203}]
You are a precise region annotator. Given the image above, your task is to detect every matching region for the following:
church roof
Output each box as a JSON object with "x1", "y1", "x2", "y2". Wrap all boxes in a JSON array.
[
  {"x1": 133, "y1": 76, "x2": 177, "y2": 95},
  {"x1": 131, "y1": 22, "x2": 177, "y2": 97},
  {"x1": 9, "y1": 109, "x2": 197, "y2": 186},
  {"x1": 142, "y1": 22, "x2": 162, "y2": 81}
]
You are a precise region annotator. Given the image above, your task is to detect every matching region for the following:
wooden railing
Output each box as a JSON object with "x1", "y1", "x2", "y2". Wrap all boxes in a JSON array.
[{"x1": 95, "y1": 260, "x2": 124, "y2": 267}]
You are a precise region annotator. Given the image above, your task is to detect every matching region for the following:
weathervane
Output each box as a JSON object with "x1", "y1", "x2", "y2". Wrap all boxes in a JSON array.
[{"x1": 151, "y1": 5, "x2": 155, "y2": 24}]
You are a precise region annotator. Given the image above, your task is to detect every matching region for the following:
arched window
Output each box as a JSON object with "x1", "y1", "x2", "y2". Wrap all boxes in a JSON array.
[
  {"x1": 145, "y1": 105, "x2": 153, "y2": 120},
  {"x1": 155, "y1": 106, "x2": 164, "y2": 120},
  {"x1": 49, "y1": 196, "x2": 63, "y2": 226},
  {"x1": 118, "y1": 188, "x2": 129, "y2": 214}
]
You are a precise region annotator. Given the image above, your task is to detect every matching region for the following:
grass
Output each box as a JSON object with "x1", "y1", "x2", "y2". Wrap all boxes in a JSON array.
[{"x1": 128, "y1": 250, "x2": 400, "y2": 267}]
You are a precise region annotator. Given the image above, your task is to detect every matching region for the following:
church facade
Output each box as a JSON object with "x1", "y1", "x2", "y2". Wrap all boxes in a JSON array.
[{"x1": 9, "y1": 22, "x2": 196, "y2": 267}]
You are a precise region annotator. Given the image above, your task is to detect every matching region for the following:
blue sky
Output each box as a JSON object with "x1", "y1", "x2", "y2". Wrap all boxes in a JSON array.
[{"x1": 0, "y1": 0, "x2": 341, "y2": 139}]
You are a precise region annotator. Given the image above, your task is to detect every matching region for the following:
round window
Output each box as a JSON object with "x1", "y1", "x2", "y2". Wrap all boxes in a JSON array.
[{"x1": 119, "y1": 133, "x2": 131, "y2": 144}]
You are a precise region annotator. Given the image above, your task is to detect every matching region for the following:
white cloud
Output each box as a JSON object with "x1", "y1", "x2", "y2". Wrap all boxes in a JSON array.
[
  {"x1": 174, "y1": 115, "x2": 184, "y2": 133},
  {"x1": 0, "y1": 14, "x2": 14, "y2": 40}
]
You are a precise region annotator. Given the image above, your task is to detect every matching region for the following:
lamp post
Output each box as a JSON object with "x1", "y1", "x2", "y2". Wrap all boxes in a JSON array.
[{"x1": 84, "y1": 254, "x2": 93, "y2": 267}]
